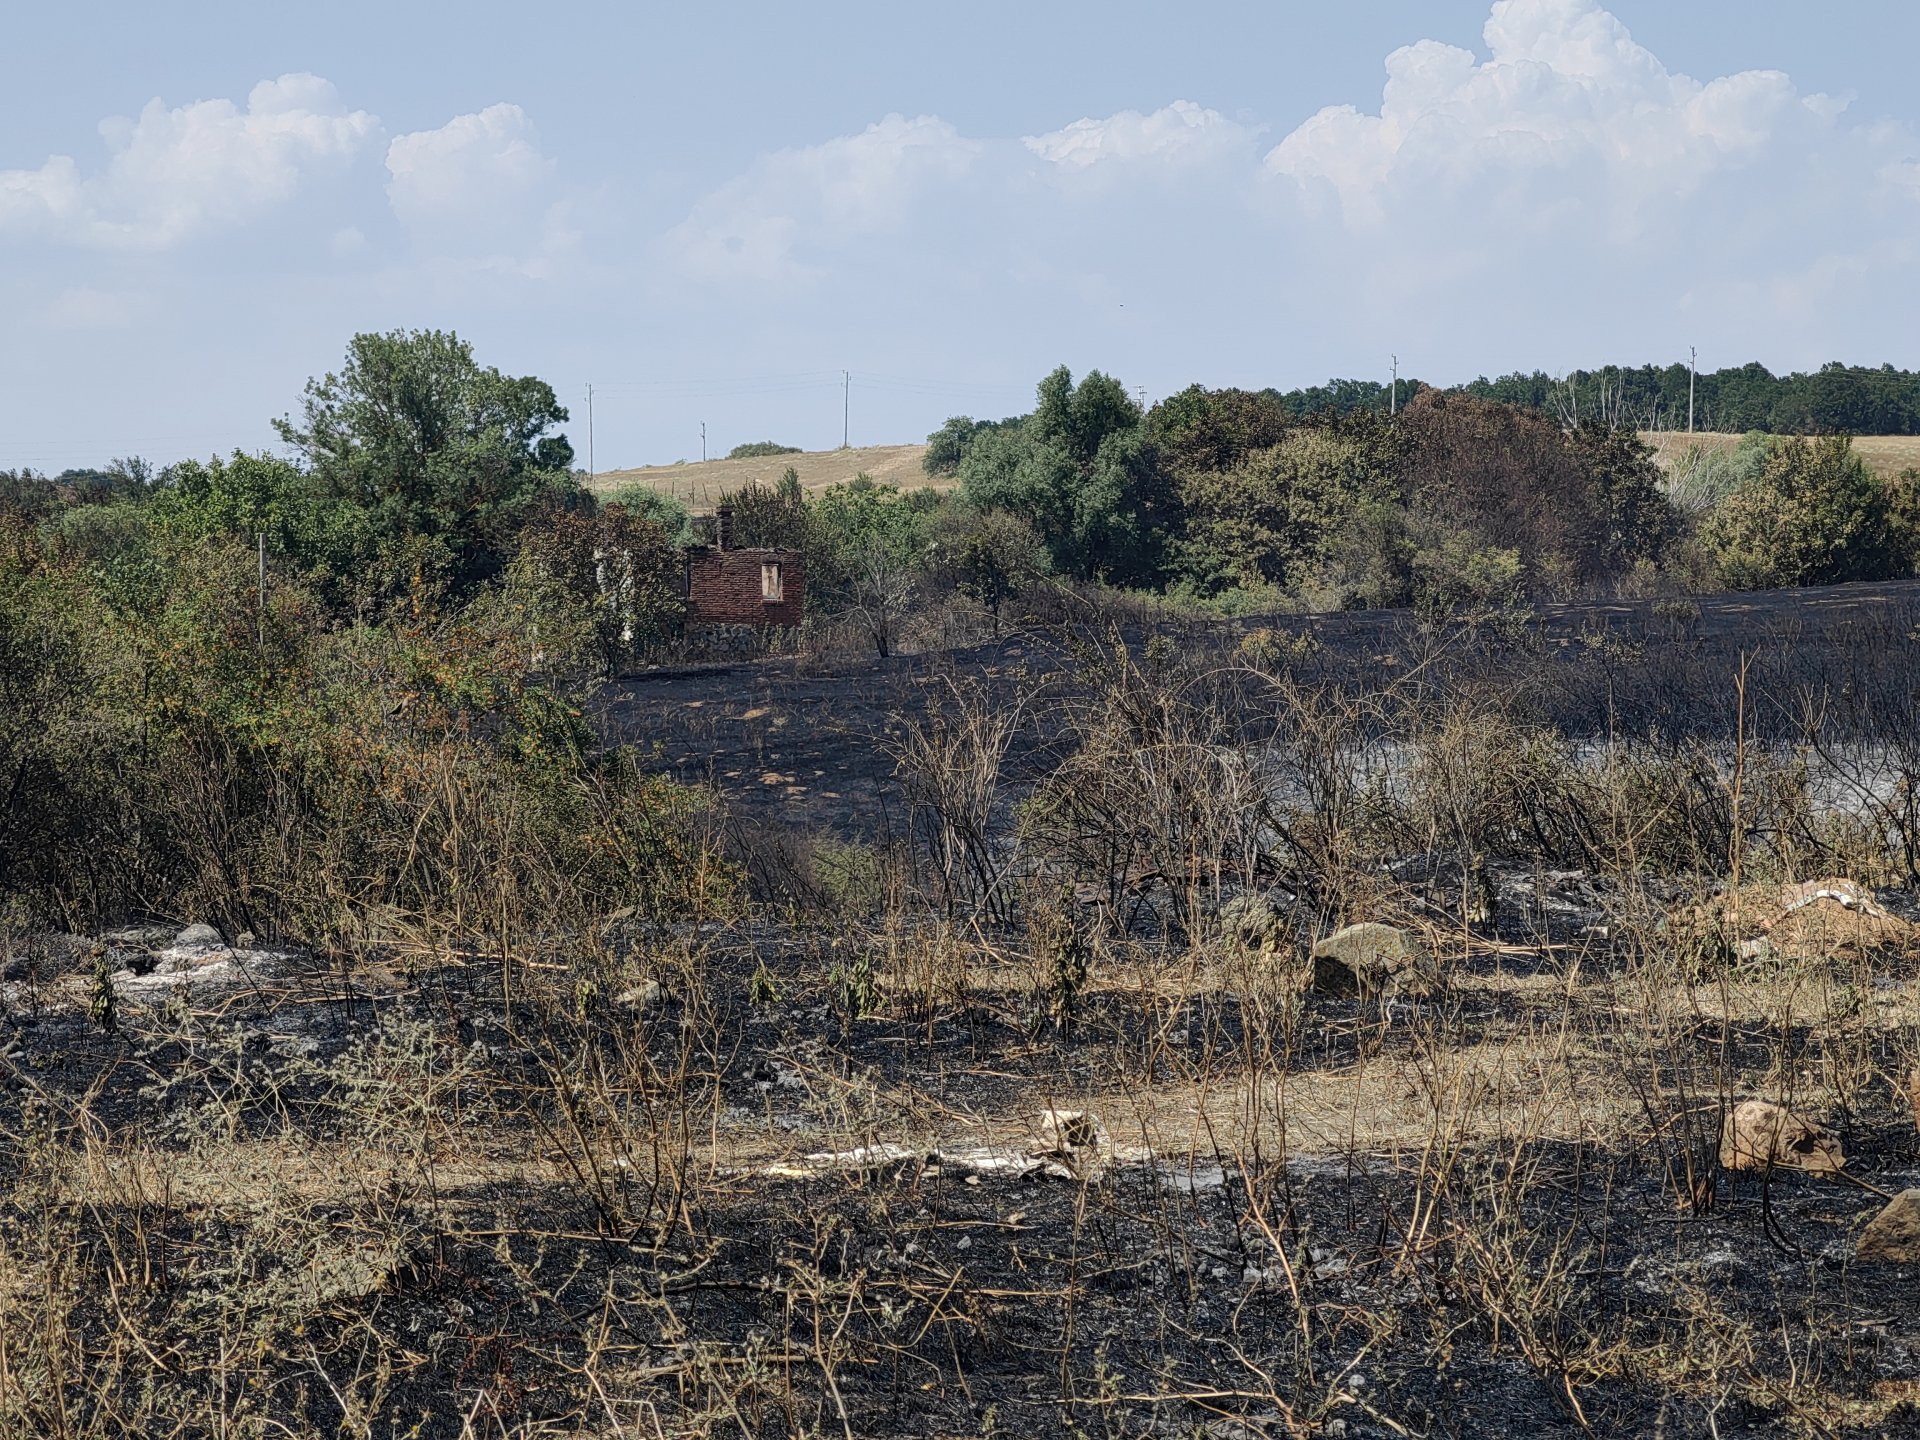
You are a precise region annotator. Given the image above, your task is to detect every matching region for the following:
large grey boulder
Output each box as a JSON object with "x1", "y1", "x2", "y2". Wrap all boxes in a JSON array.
[{"x1": 1309, "y1": 923, "x2": 1437, "y2": 999}]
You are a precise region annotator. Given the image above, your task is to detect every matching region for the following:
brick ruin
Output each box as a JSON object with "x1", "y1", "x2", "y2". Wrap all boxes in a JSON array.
[{"x1": 682, "y1": 505, "x2": 806, "y2": 628}]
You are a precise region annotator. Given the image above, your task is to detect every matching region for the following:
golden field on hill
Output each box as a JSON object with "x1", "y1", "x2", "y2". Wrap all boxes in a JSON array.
[{"x1": 586, "y1": 442, "x2": 941, "y2": 511}]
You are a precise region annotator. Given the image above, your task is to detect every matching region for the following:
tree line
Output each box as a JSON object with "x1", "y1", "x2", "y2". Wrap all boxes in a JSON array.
[
  {"x1": 11, "y1": 336, "x2": 1920, "y2": 685},
  {"x1": 925, "y1": 368, "x2": 1920, "y2": 618},
  {"x1": 1260, "y1": 360, "x2": 1920, "y2": 436}
]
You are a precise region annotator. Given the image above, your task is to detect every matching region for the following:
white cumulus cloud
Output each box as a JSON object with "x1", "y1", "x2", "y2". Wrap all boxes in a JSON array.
[
  {"x1": 666, "y1": 113, "x2": 979, "y2": 284},
  {"x1": 385, "y1": 103, "x2": 552, "y2": 239},
  {"x1": 0, "y1": 74, "x2": 376, "y2": 249},
  {"x1": 1024, "y1": 100, "x2": 1255, "y2": 172},
  {"x1": 1263, "y1": 0, "x2": 1840, "y2": 235}
]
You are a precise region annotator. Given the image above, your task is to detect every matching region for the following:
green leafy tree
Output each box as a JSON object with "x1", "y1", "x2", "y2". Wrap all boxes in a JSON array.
[
  {"x1": 1177, "y1": 429, "x2": 1394, "y2": 590},
  {"x1": 924, "y1": 503, "x2": 1050, "y2": 628},
  {"x1": 728, "y1": 467, "x2": 810, "y2": 548},
  {"x1": 923, "y1": 416, "x2": 1006, "y2": 476},
  {"x1": 1145, "y1": 386, "x2": 1294, "y2": 476},
  {"x1": 957, "y1": 367, "x2": 1169, "y2": 584},
  {"x1": 1564, "y1": 422, "x2": 1679, "y2": 574},
  {"x1": 274, "y1": 329, "x2": 579, "y2": 590},
  {"x1": 810, "y1": 475, "x2": 938, "y2": 655},
  {"x1": 605, "y1": 485, "x2": 695, "y2": 547},
  {"x1": 150, "y1": 452, "x2": 373, "y2": 596}
]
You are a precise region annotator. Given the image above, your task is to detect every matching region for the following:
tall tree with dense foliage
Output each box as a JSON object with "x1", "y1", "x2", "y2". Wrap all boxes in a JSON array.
[
  {"x1": 956, "y1": 366, "x2": 1171, "y2": 586},
  {"x1": 275, "y1": 329, "x2": 579, "y2": 590},
  {"x1": 1178, "y1": 429, "x2": 1396, "y2": 591},
  {"x1": 1146, "y1": 386, "x2": 1295, "y2": 477}
]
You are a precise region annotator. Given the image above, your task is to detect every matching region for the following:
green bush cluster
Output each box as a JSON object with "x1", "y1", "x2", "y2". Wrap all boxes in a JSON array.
[
  {"x1": 923, "y1": 367, "x2": 1920, "y2": 615},
  {"x1": 0, "y1": 330, "x2": 729, "y2": 936}
]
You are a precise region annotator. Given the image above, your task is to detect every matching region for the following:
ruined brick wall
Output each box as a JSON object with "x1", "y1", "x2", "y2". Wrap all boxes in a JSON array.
[{"x1": 684, "y1": 547, "x2": 805, "y2": 627}]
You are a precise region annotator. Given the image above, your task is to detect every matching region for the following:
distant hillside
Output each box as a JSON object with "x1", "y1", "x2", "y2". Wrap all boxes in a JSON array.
[
  {"x1": 587, "y1": 443, "x2": 938, "y2": 512},
  {"x1": 585, "y1": 432, "x2": 1919, "y2": 517}
]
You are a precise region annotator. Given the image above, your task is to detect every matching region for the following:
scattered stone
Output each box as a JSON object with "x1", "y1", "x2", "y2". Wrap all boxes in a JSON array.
[
  {"x1": 1218, "y1": 893, "x2": 1288, "y2": 952},
  {"x1": 1029, "y1": 1108, "x2": 1110, "y2": 1176},
  {"x1": 1856, "y1": 1189, "x2": 1920, "y2": 1264},
  {"x1": 1718, "y1": 1100, "x2": 1845, "y2": 1176},
  {"x1": 1766, "y1": 877, "x2": 1915, "y2": 960},
  {"x1": 1905, "y1": 1065, "x2": 1920, "y2": 1133},
  {"x1": 173, "y1": 923, "x2": 225, "y2": 949},
  {"x1": 613, "y1": 979, "x2": 664, "y2": 1013},
  {"x1": 1777, "y1": 877, "x2": 1883, "y2": 918},
  {"x1": 1309, "y1": 923, "x2": 1438, "y2": 1000}
]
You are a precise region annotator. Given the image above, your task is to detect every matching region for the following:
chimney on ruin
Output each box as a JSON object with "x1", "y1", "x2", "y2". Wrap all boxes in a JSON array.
[{"x1": 715, "y1": 504, "x2": 734, "y2": 552}]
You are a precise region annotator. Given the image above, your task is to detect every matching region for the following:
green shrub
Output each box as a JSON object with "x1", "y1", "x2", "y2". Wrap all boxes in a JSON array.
[
  {"x1": 1178, "y1": 428, "x2": 1392, "y2": 591},
  {"x1": 0, "y1": 520, "x2": 727, "y2": 936},
  {"x1": 1410, "y1": 529, "x2": 1527, "y2": 626},
  {"x1": 604, "y1": 484, "x2": 694, "y2": 547},
  {"x1": 1699, "y1": 435, "x2": 1911, "y2": 589},
  {"x1": 727, "y1": 441, "x2": 802, "y2": 459}
]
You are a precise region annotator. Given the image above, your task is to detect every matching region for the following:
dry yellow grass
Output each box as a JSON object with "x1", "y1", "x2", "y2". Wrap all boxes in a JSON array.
[
  {"x1": 1642, "y1": 430, "x2": 1920, "y2": 479},
  {"x1": 587, "y1": 442, "x2": 941, "y2": 512}
]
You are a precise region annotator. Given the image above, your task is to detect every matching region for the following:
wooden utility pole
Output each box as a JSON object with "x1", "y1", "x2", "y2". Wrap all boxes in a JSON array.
[
  {"x1": 1688, "y1": 346, "x2": 1697, "y2": 434},
  {"x1": 1390, "y1": 355, "x2": 1398, "y2": 416},
  {"x1": 585, "y1": 383, "x2": 594, "y2": 477},
  {"x1": 256, "y1": 532, "x2": 266, "y2": 647},
  {"x1": 842, "y1": 370, "x2": 851, "y2": 449}
]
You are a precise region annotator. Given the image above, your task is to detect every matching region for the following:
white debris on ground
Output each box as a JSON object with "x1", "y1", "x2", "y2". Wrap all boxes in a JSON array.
[{"x1": 112, "y1": 923, "x2": 299, "y2": 998}]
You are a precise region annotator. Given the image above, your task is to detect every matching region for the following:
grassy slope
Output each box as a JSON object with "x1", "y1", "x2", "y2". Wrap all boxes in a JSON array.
[{"x1": 586, "y1": 443, "x2": 941, "y2": 512}]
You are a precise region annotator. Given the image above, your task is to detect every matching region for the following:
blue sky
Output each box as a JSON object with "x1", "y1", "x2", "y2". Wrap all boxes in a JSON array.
[{"x1": 5, "y1": 0, "x2": 1918, "y2": 472}]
